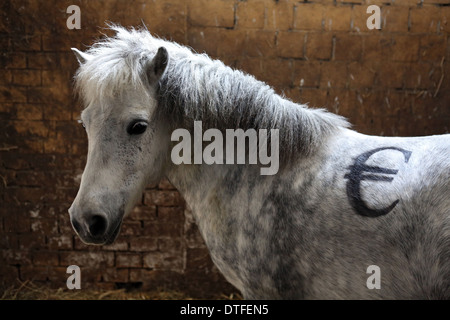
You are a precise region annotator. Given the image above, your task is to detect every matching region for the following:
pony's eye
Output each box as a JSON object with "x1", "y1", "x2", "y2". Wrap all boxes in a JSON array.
[{"x1": 127, "y1": 121, "x2": 148, "y2": 135}]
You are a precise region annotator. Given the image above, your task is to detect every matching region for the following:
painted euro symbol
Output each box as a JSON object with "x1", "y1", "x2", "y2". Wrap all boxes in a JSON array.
[{"x1": 345, "y1": 147, "x2": 412, "y2": 218}]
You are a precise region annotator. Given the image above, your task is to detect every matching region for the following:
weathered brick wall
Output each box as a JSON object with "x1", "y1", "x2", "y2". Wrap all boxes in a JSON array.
[{"x1": 1, "y1": 0, "x2": 449, "y2": 297}]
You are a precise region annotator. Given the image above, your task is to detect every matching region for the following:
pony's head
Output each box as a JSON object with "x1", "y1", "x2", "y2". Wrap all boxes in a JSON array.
[{"x1": 68, "y1": 29, "x2": 171, "y2": 245}]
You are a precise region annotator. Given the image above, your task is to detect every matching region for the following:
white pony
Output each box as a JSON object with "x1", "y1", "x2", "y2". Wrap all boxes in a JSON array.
[{"x1": 69, "y1": 26, "x2": 450, "y2": 299}]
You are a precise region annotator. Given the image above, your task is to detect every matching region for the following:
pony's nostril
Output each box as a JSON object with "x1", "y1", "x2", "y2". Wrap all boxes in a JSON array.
[
  {"x1": 71, "y1": 218, "x2": 82, "y2": 234},
  {"x1": 87, "y1": 214, "x2": 107, "y2": 237}
]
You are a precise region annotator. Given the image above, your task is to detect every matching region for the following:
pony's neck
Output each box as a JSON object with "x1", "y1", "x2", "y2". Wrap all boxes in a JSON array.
[{"x1": 160, "y1": 46, "x2": 350, "y2": 203}]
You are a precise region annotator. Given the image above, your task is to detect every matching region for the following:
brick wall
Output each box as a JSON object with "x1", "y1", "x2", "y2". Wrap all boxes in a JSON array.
[{"x1": 1, "y1": 0, "x2": 449, "y2": 297}]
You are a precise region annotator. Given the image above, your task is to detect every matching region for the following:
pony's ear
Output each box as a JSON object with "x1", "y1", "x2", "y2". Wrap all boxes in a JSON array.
[
  {"x1": 71, "y1": 48, "x2": 92, "y2": 65},
  {"x1": 146, "y1": 47, "x2": 169, "y2": 84}
]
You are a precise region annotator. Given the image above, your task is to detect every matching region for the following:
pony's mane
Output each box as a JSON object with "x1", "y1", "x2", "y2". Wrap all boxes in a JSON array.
[{"x1": 74, "y1": 26, "x2": 350, "y2": 161}]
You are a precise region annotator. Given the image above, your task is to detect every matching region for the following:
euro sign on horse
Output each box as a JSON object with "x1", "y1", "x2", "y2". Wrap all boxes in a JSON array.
[{"x1": 68, "y1": 26, "x2": 450, "y2": 299}]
